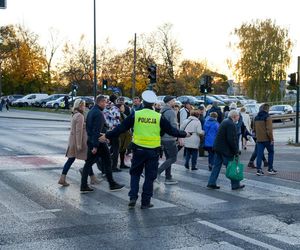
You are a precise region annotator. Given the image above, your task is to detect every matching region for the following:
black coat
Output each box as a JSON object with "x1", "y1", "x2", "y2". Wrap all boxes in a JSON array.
[
  {"x1": 213, "y1": 117, "x2": 239, "y2": 157},
  {"x1": 86, "y1": 105, "x2": 106, "y2": 148}
]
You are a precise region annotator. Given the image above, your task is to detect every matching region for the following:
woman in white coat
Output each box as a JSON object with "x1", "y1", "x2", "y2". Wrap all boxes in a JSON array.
[{"x1": 180, "y1": 110, "x2": 204, "y2": 170}]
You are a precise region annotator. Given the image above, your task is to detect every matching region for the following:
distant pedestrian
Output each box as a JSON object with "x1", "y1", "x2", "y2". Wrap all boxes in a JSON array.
[
  {"x1": 253, "y1": 103, "x2": 277, "y2": 176},
  {"x1": 203, "y1": 112, "x2": 219, "y2": 171},
  {"x1": 58, "y1": 99, "x2": 99, "y2": 186},
  {"x1": 4, "y1": 98, "x2": 9, "y2": 111},
  {"x1": 207, "y1": 110, "x2": 245, "y2": 190},
  {"x1": 63, "y1": 95, "x2": 69, "y2": 109},
  {"x1": 0, "y1": 98, "x2": 3, "y2": 112},
  {"x1": 180, "y1": 109, "x2": 204, "y2": 170}
]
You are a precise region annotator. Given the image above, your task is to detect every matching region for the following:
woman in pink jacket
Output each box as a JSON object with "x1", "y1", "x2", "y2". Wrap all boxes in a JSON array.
[{"x1": 58, "y1": 99, "x2": 99, "y2": 186}]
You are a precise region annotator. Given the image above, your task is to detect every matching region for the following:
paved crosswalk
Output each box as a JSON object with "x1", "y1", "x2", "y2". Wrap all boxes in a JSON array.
[{"x1": 1, "y1": 154, "x2": 300, "y2": 249}]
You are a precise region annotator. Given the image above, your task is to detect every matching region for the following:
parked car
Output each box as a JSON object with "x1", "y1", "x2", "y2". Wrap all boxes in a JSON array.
[
  {"x1": 12, "y1": 93, "x2": 48, "y2": 107},
  {"x1": 157, "y1": 95, "x2": 166, "y2": 102},
  {"x1": 212, "y1": 95, "x2": 236, "y2": 105},
  {"x1": 195, "y1": 95, "x2": 225, "y2": 105},
  {"x1": 229, "y1": 95, "x2": 257, "y2": 105},
  {"x1": 46, "y1": 96, "x2": 66, "y2": 109},
  {"x1": 34, "y1": 94, "x2": 66, "y2": 108},
  {"x1": 6, "y1": 95, "x2": 24, "y2": 105},
  {"x1": 60, "y1": 96, "x2": 94, "y2": 109},
  {"x1": 176, "y1": 95, "x2": 204, "y2": 108},
  {"x1": 269, "y1": 104, "x2": 294, "y2": 122},
  {"x1": 269, "y1": 105, "x2": 293, "y2": 115}
]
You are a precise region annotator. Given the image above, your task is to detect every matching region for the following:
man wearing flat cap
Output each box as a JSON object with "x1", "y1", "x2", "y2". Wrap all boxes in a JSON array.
[
  {"x1": 157, "y1": 95, "x2": 179, "y2": 184},
  {"x1": 99, "y1": 90, "x2": 190, "y2": 209}
]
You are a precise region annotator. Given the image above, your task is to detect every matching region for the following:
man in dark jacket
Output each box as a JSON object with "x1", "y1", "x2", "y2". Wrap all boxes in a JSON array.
[
  {"x1": 80, "y1": 95, "x2": 124, "y2": 193},
  {"x1": 207, "y1": 110, "x2": 245, "y2": 190},
  {"x1": 254, "y1": 103, "x2": 277, "y2": 176}
]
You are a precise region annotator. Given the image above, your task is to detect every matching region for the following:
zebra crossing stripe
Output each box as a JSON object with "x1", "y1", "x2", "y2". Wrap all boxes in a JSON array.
[{"x1": 197, "y1": 220, "x2": 282, "y2": 250}]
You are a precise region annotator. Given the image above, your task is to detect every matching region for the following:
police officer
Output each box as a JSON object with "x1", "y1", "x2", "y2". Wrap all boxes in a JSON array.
[{"x1": 99, "y1": 90, "x2": 190, "y2": 209}]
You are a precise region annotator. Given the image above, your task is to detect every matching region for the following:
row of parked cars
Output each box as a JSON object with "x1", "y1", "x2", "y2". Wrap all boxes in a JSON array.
[
  {"x1": 7, "y1": 93, "x2": 95, "y2": 109},
  {"x1": 157, "y1": 94, "x2": 257, "y2": 108}
]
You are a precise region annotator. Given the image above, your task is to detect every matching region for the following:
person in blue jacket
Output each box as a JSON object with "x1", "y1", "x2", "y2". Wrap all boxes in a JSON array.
[{"x1": 204, "y1": 112, "x2": 220, "y2": 171}]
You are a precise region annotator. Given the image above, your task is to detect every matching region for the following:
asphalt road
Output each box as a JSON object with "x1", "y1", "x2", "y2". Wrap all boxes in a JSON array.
[{"x1": 1, "y1": 117, "x2": 300, "y2": 249}]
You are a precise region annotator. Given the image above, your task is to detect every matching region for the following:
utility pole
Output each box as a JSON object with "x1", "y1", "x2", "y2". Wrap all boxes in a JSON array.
[
  {"x1": 296, "y1": 56, "x2": 300, "y2": 144},
  {"x1": 0, "y1": 62, "x2": 2, "y2": 98},
  {"x1": 93, "y1": 0, "x2": 97, "y2": 100},
  {"x1": 132, "y1": 33, "x2": 137, "y2": 98}
]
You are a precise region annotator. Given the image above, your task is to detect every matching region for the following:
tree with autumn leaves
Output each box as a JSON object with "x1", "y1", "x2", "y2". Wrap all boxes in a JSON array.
[{"x1": 231, "y1": 19, "x2": 293, "y2": 102}]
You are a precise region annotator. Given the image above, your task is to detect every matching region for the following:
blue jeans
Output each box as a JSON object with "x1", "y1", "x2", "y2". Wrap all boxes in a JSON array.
[
  {"x1": 184, "y1": 148, "x2": 198, "y2": 168},
  {"x1": 62, "y1": 157, "x2": 95, "y2": 176},
  {"x1": 256, "y1": 141, "x2": 274, "y2": 170},
  {"x1": 250, "y1": 143, "x2": 267, "y2": 162},
  {"x1": 129, "y1": 146, "x2": 159, "y2": 205},
  {"x1": 62, "y1": 157, "x2": 76, "y2": 175},
  {"x1": 208, "y1": 152, "x2": 240, "y2": 189}
]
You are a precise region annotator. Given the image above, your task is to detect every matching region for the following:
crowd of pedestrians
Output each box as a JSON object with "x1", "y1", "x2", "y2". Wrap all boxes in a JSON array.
[{"x1": 57, "y1": 91, "x2": 277, "y2": 209}]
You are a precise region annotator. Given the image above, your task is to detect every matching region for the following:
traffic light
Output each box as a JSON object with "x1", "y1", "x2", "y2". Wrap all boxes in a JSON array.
[
  {"x1": 200, "y1": 75, "x2": 213, "y2": 93},
  {"x1": 0, "y1": 0, "x2": 6, "y2": 9},
  {"x1": 288, "y1": 73, "x2": 297, "y2": 86},
  {"x1": 102, "y1": 79, "x2": 108, "y2": 91},
  {"x1": 71, "y1": 83, "x2": 78, "y2": 91},
  {"x1": 148, "y1": 64, "x2": 157, "y2": 84}
]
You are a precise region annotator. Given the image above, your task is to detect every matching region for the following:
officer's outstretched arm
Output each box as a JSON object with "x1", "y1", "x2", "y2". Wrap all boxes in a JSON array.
[
  {"x1": 105, "y1": 113, "x2": 135, "y2": 140},
  {"x1": 160, "y1": 116, "x2": 187, "y2": 138}
]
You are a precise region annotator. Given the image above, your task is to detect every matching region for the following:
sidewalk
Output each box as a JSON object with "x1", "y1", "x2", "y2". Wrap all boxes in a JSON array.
[{"x1": 0, "y1": 109, "x2": 71, "y2": 122}]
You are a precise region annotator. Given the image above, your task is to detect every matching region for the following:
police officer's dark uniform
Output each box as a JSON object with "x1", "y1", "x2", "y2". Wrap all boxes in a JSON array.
[{"x1": 103, "y1": 91, "x2": 188, "y2": 209}]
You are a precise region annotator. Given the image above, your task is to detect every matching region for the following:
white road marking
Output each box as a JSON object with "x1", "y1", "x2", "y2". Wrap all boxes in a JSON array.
[
  {"x1": 171, "y1": 241, "x2": 243, "y2": 250},
  {"x1": 2, "y1": 147, "x2": 13, "y2": 151},
  {"x1": 197, "y1": 220, "x2": 282, "y2": 250}
]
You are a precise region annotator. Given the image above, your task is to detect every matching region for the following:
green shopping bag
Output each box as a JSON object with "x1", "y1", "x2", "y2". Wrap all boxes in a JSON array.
[{"x1": 226, "y1": 156, "x2": 244, "y2": 181}]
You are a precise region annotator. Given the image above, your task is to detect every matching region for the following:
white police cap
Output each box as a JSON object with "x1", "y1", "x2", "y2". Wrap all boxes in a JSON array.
[{"x1": 141, "y1": 90, "x2": 158, "y2": 104}]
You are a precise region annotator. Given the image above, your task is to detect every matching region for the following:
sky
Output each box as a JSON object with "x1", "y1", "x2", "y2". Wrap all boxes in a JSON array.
[{"x1": 1, "y1": 0, "x2": 300, "y2": 79}]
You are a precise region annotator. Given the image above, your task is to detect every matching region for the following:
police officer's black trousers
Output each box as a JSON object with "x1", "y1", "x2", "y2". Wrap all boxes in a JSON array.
[
  {"x1": 81, "y1": 143, "x2": 114, "y2": 189},
  {"x1": 129, "y1": 146, "x2": 159, "y2": 205}
]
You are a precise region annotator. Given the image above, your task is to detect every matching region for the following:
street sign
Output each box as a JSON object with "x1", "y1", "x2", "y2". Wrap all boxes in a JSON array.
[
  {"x1": 227, "y1": 86, "x2": 234, "y2": 95},
  {"x1": 0, "y1": 0, "x2": 6, "y2": 9}
]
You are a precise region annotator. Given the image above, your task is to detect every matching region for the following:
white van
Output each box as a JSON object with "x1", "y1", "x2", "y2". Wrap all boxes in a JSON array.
[{"x1": 12, "y1": 93, "x2": 48, "y2": 107}]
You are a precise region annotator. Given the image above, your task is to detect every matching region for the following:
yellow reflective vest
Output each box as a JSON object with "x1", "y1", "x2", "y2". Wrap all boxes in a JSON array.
[{"x1": 133, "y1": 109, "x2": 161, "y2": 148}]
